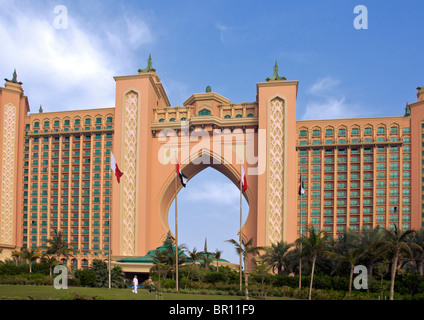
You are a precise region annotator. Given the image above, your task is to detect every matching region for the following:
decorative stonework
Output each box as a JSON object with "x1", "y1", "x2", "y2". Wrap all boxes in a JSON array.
[
  {"x1": 122, "y1": 92, "x2": 138, "y2": 256},
  {"x1": 267, "y1": 97, "x2": 285, "y2": 245},
  {"x1": 1, "y1": 104, "x2": 17, "y2": 247}
]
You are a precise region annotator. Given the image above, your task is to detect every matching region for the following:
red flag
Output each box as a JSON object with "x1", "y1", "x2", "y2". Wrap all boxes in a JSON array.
[
  {"x1": 239, "y1": 166, "x2": 247, "y2": 192},
  {"x1": 110, "y1": 152, "x2": 123, "y2": 183}
]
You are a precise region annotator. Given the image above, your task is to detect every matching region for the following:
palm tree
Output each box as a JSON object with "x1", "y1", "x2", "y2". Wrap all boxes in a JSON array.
[
  {"x1": 214, "y1": 249, "x2": 223, "y2": 271},
  {"x1": 382, "y1": 225, "x2": 417, "y2": 300},
  {"x1": 19, "y1": 247, "x2": 42, "y2": 274},
  {"x1": 328, "y1": 245, "x2": 366, "y2": 294},
  {"x1": 262, "y1": 241, "x2": 292, "y2": 275},
  {"x1": 360, "y1": 227, "x2": 385, "y2": 276},
  {"x1": 41, "y1": 253, "x2": 60, "y2": 277},
  {"x1": 295, "y1": 227, "x2": 331, "y2": 300},
  {"x1": 408, "y1": 228, "x2": 424, "y2": 275},
  {"x1": 188, "y1": 247, "x2": 200, "y2": 266},
  {"x1": 199, "y1": 238, "x2": 213, "y2": 270},
  {"x1": 226, "y1": 237, "x2": 264, "y2": 300},
  {"x1": 153, "y1": 233, "x2": 187, "y2": 280},
  {"x1": 44, "y1": 230, "x2": 78, "y2": 261}
]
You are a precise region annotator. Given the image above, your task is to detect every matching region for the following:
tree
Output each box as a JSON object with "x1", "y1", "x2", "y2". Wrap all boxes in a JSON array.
[
  {"x1": 252, "y1": 262, "x2": 272, "y2": 300},
  {"x1": 295, "y1": 227, "x2": 332, "y2": 300},
  {"x1": 41, "y1": 253, "x2": 59, "y2": 277},
  {"x1": 262, "y1": 241, "x2": 292, "y2": 275},
  {"x1": 44, "y1": 230, "x2": 78, "y2": 261},
  {"x1": 19, "y1": 247, "x2": 42, "y2": 274},
  {"x1": 199, "y1": 238, "x2": 213, "y2": 270},
  {"x1": 360, "y1": 227, "x2": 386, "y2": 276},
  {"x1": 214, "y1": 250, "x2": 223, "y2": 271},
  {"x1": 408, "y1": 228, "x2": 424, "y2": 275},
  {"x1": 188, "y1": 247, "x2": 200, "y2": 266},
  {"x1": 382, "y1": 225, "x2": 417, "y2": 300},
  {"x1": 152, "y1": 233, "x2": 187, "y2": 280},
  {"x1": 226, "y1": 237, "x2": 264, "y2": 300},
  {"x1": 328, "y1": 246, "x2": 366, "y2": 294}
]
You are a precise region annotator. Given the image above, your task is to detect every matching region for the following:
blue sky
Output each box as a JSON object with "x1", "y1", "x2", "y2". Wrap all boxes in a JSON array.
[{"x1": 1, "y1": 0, "x2": 423, "y2": 263}]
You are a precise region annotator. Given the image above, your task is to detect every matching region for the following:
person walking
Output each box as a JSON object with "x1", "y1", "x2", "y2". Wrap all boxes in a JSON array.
[
  {"x1": 132, "y1": 275, "x2": 138, "y2": 294},
  {"x1": 147, "y1": 276, "x2": 154, "y2": 294}
]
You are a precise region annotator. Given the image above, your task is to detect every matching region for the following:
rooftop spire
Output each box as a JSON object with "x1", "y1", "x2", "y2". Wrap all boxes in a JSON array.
[
  {"x1": 138, "y1": 54, "x2": 156, "y2": 73},
  {"x1": 266, "y1": 61, "x2": 286, "y2": 81},
  {"x1": 4, "y1": 69, "x2": 23, "y2": 85}
]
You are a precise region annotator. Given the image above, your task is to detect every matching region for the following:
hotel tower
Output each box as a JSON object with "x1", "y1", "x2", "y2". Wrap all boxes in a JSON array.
[{"x1": 0, "y1": 61, "x2": 424, "y2": 269}]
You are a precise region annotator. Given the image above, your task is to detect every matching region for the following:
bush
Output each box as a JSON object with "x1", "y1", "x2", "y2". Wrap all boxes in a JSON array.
[{"x1": 74, "y1": 268, "x2": 97, "y2": 287}]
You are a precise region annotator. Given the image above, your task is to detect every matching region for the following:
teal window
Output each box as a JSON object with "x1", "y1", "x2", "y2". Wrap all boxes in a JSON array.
[{"x1": 198, "y1": 109, "x2": 211, "y2": 116}]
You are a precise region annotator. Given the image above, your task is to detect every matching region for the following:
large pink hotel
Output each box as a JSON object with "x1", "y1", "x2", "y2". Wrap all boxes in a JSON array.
[{"x1": 1, "y1": 60, "x2": 424, "y2": 269}]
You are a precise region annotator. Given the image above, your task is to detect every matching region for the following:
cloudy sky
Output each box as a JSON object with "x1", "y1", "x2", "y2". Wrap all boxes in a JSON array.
[{"x1": 1, "y1": 0, "x2": 423, "y2": 263}]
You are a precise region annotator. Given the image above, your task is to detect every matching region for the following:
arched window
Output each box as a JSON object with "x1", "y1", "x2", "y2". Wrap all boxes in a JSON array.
[
  {"x1": 235, "y1": 114, "x2": 242, "y2": 118},
  {"x1": 224, "y1": 114, "x2": 231, "y2": 119},
  {"x1": 198, "y1": 109, "x2": 211, "y2": 116},
  {"x1": 247, "y1": 113, "x2": 254, "y2": 118}
]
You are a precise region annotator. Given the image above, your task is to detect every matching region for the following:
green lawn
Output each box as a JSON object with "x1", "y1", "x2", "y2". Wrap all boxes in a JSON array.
[{"x1": 0, "y1": 285, "x2": 295, "y2": 300}]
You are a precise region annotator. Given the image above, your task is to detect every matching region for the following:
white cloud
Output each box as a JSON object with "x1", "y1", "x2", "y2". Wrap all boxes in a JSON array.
[
  {"x1": 307, "y1": 76, "x2": 340, "y2": 96},
  {"x1": 0, "y1": 1, "x2": 154, "y2": 112},
  {"x1": 185, "y1": 180, "x2": 240, "y2": 207},
  {"x1": 301, "y1": 77, "x2": 365, "y2": 120}
]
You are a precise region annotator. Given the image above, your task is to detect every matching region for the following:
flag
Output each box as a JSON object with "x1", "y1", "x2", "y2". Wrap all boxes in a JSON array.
[
  {"x1": 110, "y1": 151, "x2": 123, "y2": 183},
  {"x1": 176, "y1": 160, "x2": 188, "y2": 187},
  {"x1": 298, "y1": 175, "x2": 305, "y2": 196},
  {"x1": 239, "y1": 165, "x2": 247, "y2": 192}
]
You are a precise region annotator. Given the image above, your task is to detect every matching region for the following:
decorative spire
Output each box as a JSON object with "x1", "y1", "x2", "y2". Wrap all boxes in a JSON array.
[
  {"x1": 138, "y1": 54, "x2": 156, "y2": 73},
  {"x1": 39, "y1": 105, "x2": 43, "y2": 113},
  {"x1": 404, "y1": 102, "x2": 410, "y2": 117},
  {"x1": 206, "y1": 85, "x2": 211, "y2": 93},
  {"x1": 4, "y1": 69, "x2": 23, "y2": 85},
  {"x1": 417, "y1": 86, "x2": 424, "y2": 91},
  {"x1": 266, "y1": 61, "x2": 286, "y2": 81}
]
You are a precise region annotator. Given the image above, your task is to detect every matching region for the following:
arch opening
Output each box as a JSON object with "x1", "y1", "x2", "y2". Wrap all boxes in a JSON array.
[{"x1": 167, "y1": 166, "x2": 249, "y2": 264}]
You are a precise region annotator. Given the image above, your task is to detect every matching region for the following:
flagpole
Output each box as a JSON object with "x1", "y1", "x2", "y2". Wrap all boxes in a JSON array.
[
  {"x1": 108, "y1": 162, "x2": 112, "y2": 290},
  {"x1": 239, "y1": 164, "x2": 243, "y2": 292},
  {"x1": 175, "y1": 153, "x2": 179, "y2": 292},
  {"x1": 298, "y1": 175, "x2": 303, "y2": 289},
  {"x1": 299, "y1": 192, "x2": 302, "y2": 289}
]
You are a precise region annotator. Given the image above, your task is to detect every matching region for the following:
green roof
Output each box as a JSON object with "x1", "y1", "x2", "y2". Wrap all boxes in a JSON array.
[{"x1": 116, "y1": 245, "x2": 229, "y2": 264}]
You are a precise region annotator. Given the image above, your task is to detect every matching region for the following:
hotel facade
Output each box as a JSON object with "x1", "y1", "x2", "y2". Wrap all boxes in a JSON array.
[{"x1": 0, "y1": 61, "x2": 424, "y2": 270}]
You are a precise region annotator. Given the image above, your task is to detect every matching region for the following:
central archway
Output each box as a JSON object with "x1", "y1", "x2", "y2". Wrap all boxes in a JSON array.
[
  {"x1": 167, "y1": 166, "x2": 249, "y2": 264},
  {"x1": 158, "y1": 150, "x2": 255, "y2": 252}
]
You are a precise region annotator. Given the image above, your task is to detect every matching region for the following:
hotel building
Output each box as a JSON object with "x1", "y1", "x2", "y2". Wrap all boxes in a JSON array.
[{"x1": 0, "y1": 63, "x2": 423, "y2": 269}]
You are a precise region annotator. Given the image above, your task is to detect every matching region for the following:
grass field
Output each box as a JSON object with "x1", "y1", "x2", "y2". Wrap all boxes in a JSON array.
[{"x1": 0, "y1": 285, "x2": 296, "y2": 300}]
